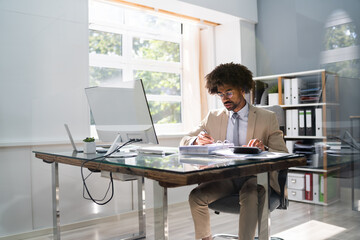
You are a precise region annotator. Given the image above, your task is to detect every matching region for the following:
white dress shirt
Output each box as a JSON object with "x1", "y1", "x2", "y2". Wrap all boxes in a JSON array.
[{"x1": 226, "y1": 102, "x2": 249, "y2": 146}]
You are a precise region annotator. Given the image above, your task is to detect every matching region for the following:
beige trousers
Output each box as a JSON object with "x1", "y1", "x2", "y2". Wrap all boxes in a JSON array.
[{"x1": 188, "y1": 177, "x2": 265, "y2": 240}]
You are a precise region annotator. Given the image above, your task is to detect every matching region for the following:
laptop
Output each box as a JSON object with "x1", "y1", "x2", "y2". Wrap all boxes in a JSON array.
[{"x1": 64, "y1": 124, "x2": 83, "y2": 153}]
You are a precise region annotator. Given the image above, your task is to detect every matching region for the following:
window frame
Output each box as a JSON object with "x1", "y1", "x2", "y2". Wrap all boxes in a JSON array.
[{"x1": 89, "y1": 1, "x2": 184, "y2": 135}]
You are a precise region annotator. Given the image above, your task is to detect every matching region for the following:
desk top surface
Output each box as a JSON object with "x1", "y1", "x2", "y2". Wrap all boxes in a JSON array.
[
  {"x1": 34, "y1": 151, "x2": 302, "y2": 172},
  {"x1": 34, "y1": 151, "x2": 306, "y2": 187}
]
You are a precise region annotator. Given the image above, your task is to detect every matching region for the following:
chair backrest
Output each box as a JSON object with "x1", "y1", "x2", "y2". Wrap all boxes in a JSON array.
[
  {"x1": 208, "y1": 105, "x2": 288, "y2": 215},
  {"x1": 259, "y1": 105, "x2": 288, "y2": 209},
  {"x1": 261, "y1": 105, "x2": 285, "y2": 133}
]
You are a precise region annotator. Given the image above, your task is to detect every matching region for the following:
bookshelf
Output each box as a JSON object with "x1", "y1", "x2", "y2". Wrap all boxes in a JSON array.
[{"x1": 253, "y1": 69, "x2": 340, "y2": 206}]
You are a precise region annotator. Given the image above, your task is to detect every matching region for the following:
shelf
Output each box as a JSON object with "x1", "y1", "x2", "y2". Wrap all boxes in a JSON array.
[
  {"x1": 280, "y1": 102, "x2": 339, "y2": 109},
  {"x1": 285, "y1": 136, "x2": 326, "y2": 140},
  {"x1": 289, "y1": 165, "x2": 342, "y2": 173},
  {"x1": 281, "y1": 103, "x2": 326, "y2": 108},
  {"x1": 255, "y1": 102, "x2": 339, "y2": 109},
  {"x1": 289, "y1": 167, "x2": 328, "y2": 173},
  {"x1": 253, "y1": 69, "x2": 327, "y2": 81},
  {"x1": 253, "y1": 69, "x2": 340, "y2": 206}
]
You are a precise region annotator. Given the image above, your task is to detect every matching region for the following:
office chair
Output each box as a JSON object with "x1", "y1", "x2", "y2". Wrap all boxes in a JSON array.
[{"x1": 209, "y1": 105, "x2": 288, "y2": 240}]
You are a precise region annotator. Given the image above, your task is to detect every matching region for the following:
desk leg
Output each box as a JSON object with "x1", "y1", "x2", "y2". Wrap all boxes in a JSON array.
[
  {"x1": 257, "y1": 172, "x2": 270, "y2": 240},
  {"x1": 153, "y1": 181, "x2": 168, "y2": 240},
  {"x1": 52, "y1": 162, "x2": 61, "y2": 240},
  {"x1": 137, "y1": 177, "x2": 146, "y2": 238},
  {"x1": 350, "y1": 118, "x2": 360, "y2": 212}
]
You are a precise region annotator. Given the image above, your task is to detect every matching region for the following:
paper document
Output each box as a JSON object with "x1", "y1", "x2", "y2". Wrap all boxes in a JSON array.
[{"x1": 179, "y1": 142, "x2": 234, "y2": 155}]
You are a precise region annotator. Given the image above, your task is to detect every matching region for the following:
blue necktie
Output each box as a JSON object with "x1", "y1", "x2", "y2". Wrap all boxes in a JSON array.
[{"x1": 233, "y1": 113, "x2": 240, "y2": 146}]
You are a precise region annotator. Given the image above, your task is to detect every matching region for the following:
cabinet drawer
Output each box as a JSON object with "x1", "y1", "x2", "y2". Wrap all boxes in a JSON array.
[
  {"x1": 288, "y1": 173, "x2": 305, "y2": 190},
  {"x1": 288, "y1": 189, "x2": 305, "y2": 201}
]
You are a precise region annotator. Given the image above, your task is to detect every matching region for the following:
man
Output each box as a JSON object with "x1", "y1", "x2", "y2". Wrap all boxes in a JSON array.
[{"x1": 180, "y1": 62, "x2": 288, "y2": 240}]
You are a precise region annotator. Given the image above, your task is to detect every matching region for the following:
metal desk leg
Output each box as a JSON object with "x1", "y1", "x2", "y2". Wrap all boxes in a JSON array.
[
  {"x1": 137, "y1": 177, "x2": 146, "y2": 238},
  {"x1": 113, "y1": 176, "x2": 146, "y2": 240},
  {"x1": 153, "y1": 181, "x2": 168, "y2": 240},
  {"x1": 52, "y1": 162, "x2": 61, "y2": 240},
  {"x1": 110, "y1": 176, "x2": 146, "y2": 240},
  {"x1": 350, "y1": 118, "x2": 360, "y2": 212},
  {"x1": 351, "y1": 118, "x2": 355, "y2": 211},
  {"x1": 257, "y1": 172, "x2": 270, "y2": 240}
]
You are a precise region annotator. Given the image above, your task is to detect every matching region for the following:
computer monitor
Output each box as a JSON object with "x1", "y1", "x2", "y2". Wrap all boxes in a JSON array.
[{"x1": 85, "y1": 80, "x2": 159, "y2": 150}]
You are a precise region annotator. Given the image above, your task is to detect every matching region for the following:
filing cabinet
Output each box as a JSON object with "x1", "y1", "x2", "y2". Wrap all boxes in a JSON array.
[{"x1": 288, "y1": 172, "x2": 305, "y2": 201}]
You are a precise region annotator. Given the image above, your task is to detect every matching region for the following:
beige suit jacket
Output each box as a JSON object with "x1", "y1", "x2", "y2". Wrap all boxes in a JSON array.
[{"x1": 180, "y1": 104, "x2": 288, "y2": 194}]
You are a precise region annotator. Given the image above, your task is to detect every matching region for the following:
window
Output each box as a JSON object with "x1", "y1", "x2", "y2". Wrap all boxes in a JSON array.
[
  {"x1": 324, "y1": 22, "x2": 357, "y2": 50},
  {"x1": 89, "y1": 0, "x2": 184, "y2": 134},
  {"x1": 321, "y1": 9, "x2": 359, "y2": 78}
]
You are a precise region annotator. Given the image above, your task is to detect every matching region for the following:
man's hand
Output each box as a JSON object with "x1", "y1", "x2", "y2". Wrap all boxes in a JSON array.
[
  {"x1": 246, "y1": 138, "x2": 266, "y2": 151},
  {"x1": 194, "y1": 130, "x2": 215, "y2": 145}
]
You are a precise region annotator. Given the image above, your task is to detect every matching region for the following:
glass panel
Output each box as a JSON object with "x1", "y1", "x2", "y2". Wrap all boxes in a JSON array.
[
  {"x1": 133, "y1": 37, "x2": 180, "y2": 62},
  {"x1": 148, "y1": 101, "x2": 181, "y2": 124},
  {"x1": 134, "y1": 70, "x2": 181, "y2": 96},
  {"x1": 89, "y1": 29, "x2": 122, "y2": 56},
  {"x1": 126, "y1": 10, "x2": 181, "y2": 35},
  {"x1": 324, "y1": 59, "x2": 360, "y2": 78},
  {"x1": 89, "y1": 67, "x2": 123, "y2": 87},
  {"x1": 324, "y1": 22, "x2": 357, "y2": 50}
]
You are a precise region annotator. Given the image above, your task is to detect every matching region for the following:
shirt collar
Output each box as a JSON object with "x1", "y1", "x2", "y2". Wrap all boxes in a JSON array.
[{"x1": 231, "y1": 102, "x2": 249, "y2": 119}]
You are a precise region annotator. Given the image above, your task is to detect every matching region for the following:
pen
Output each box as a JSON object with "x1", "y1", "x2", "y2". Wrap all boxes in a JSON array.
[{"x1": 201, "y1": 129, "x2": 214, "y2": 143}]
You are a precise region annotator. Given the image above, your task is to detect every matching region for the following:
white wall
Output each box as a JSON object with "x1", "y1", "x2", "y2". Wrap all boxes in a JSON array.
[
  {"x1": 0, "y1": 0, "x2": 91, "y2": 237},
  {"x1": 0, "y1": 0, "x2": 90, "y2": 146},
  {"x1": 240, "y1": 20, "x2": 257, "y2": 74},
  {"x1": 0, "y1": 0, "x2": 257, "y2": 238}
]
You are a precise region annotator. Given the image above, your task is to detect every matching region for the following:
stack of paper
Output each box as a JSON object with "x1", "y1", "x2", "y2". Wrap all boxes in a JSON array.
[{"x1": 179, "y1": 142, "x2": 233, "y2": 155}]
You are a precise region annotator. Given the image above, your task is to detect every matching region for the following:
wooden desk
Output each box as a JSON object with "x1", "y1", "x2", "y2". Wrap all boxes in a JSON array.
[{"x1": 34, "y1": 151, "x2": 306, "y2": 240}]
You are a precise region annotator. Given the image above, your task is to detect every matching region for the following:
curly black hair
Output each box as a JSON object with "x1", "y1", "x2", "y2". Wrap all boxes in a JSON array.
[{"x1": 205, "y1": 62, "x2": 254, "y2": 94}]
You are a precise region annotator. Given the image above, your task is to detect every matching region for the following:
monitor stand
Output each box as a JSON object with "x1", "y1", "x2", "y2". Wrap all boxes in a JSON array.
[{"x1": 105, "y1": 134, "x2": 138, "y2": 158}]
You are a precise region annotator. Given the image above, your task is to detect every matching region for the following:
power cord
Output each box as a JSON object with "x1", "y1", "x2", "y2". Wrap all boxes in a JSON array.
[{"x1": 80, "y1": 138, "x2": 142, "y2": 205}]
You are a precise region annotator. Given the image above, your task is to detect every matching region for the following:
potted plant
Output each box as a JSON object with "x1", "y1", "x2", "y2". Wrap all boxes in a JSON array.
[
  {"x1": 268, "y1": 84, "x2": 279, "y2": 105},
  {"x1": 83, "y1": 137, "x2": 96, "y2": 154}
]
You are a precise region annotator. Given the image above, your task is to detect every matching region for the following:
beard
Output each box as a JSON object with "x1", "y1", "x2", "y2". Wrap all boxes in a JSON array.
[{"x1": 223, "y1": 100, "x2": 237, "y2": 111}]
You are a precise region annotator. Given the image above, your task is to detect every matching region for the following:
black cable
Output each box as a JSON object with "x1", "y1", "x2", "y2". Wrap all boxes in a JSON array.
[
  {"x1": 80, "y1": 138, "x2": 142, "y2": 205},
  {"x1": 81, "y1": 163, "x2": 114, "y2": 205},
  {"x1": 81, "y1": 157, "x2": 113, "y2": 203}
]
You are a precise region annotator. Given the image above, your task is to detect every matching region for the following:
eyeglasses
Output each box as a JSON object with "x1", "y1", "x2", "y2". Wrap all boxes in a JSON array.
[{"x1": 217, "y1": 91, "x2": 233, "y2": 99}]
